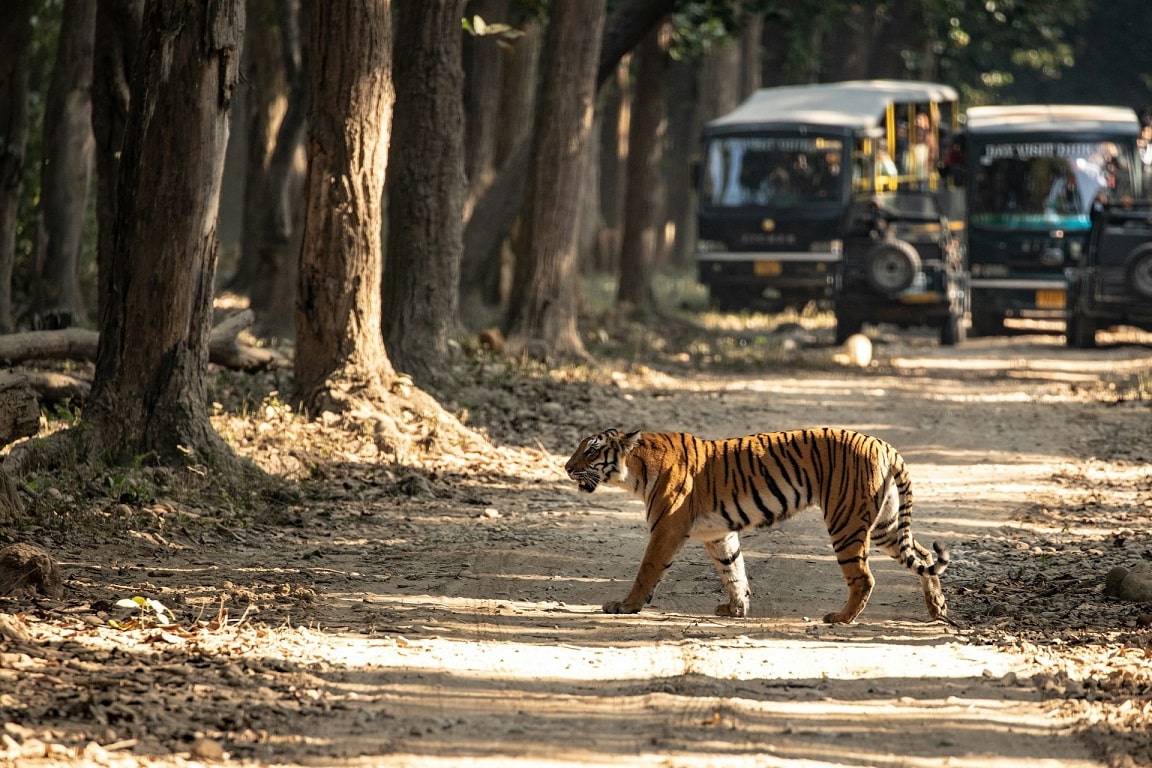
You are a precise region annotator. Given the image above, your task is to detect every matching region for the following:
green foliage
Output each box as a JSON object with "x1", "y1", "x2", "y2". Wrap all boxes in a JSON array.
[
  {"x1": 669, "y1": 0, "x2": 780, "y2": 60},
  {"x1": 932, "y1": 0, "x2": 1092, "y2": 105}
]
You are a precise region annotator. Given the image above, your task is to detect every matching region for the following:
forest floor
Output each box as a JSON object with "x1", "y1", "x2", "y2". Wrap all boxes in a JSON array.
[{"x1": 1, "y1": 307, "x2": 1152, "y2": 768}]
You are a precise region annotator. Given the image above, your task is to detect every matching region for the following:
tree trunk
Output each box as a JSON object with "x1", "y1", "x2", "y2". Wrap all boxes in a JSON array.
[
  {"x1": 462, "y1": 0, "x2": 507, "y2": 209},
  {"x1": 0, "y1": 0, "x2": 33, "y2": 333},
  {"x1": 83, "y1": 0, "x2": 246, "y2": 471},
  {"x1": 665, "y1": 59, "x2": 696, "y2": 268},
  {"x1": 91, "y1": 0, "x2": 143, "y2": 330},
  {"x1": 0, "y1": 371, "x2": 39, "y2": 449},
  {"x1": 383, "y1": 0, "x2": 467, "y2": 385},
  {"x1": 295, "y1": 0, "x2": 394, "y2": 413},
  {"x1": 459, "y1": 16, "x2": 539, "y2": 320},
  {"x1": 230, "y1": 0, "x2": 306, "y2": 339},
  {"x1": 34, "y1": 0, "x2": 96, "y2": 327},
  {"x1": 493, "y1": 19, "x2": 540, "y2": 169},
  {"x1": 595, "y1": 63, "x2": 628, "y2": 273},
  {"x1": 616, "y1": 19, "x2": 671, "y2": 314},
  {"x1": 462, "y1": 0, "x2": 676, "y2": 316},
  {"x1": 504, "y1": 1, "x2": 606, "y2": 359}
]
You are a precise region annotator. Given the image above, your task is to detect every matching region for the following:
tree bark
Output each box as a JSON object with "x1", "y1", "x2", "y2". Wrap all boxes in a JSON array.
[
  {"x1": 82, "y1": 0, "x2": 247, "y2": 471},
  {"x1": 0, "y1": 371, "x2": 38, "y2": 449},
  {"x1": 462, "y1": 0, "x2": 507, "y2": 208},
  {"x1": 461, "y1": 0, "x2": 680, "y2": 313},
  {"x1": 383, "y1": 0, "x2": 467, "y2": 385},
  {"x1": 295, "y1": 0, "x2": 394, "y2": 413},
  {"x1": 0, "y1": 1, "x2": 34, "y2": 333},
  {"x1": 91, "y1": 0, "x2": 143, "y2": 330},
  {"x1": 34, "y1": 0, "x2": 96, "y2": 327},
  {"x1": 230, "y1": 0, "x2": 307, "y2": 339},
  {"x1": 595, "y1": 63, "x2": 628, "y2": 273},
  {"x1": 504, "y1": 1, "x2": 606, "y2": 359},
  {"x1": 616, "y1": 19, "x2": 671, "y2": 313},
  {"x1": 460, "y1": 17, "x2": 539, "y2": 318}
]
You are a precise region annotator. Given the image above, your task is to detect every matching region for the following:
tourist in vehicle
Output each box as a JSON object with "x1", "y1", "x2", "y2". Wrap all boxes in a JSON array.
[{"x1": 1137, "y1": 122, "x2": 1152, "y2": 197}]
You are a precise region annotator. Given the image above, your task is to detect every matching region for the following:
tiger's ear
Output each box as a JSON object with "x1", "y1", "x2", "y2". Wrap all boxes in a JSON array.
[{"x1": 620, "y1": 430, "x2": 642, "y2": 453}]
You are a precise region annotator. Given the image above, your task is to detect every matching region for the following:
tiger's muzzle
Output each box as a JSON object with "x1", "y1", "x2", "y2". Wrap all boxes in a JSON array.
[{"x1": 567, "y1": 469, "x2": 600, "y2": 493}]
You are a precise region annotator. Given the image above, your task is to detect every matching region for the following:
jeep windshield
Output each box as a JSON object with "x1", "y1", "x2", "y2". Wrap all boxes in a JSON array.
[
  {"x1": 700, "y1": 135, "x2": 847, "y2": 209},
  {"x1": 970, "y1": 140, "x2": 1135, "y2": 230}
]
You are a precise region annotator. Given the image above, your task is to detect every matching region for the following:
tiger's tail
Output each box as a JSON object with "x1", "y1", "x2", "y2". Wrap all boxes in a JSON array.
[{"x1": 892, "y1": 453, "x2": 950, "y2": 577}]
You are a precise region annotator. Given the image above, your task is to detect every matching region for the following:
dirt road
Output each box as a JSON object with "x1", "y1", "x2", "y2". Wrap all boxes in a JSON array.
[{"x1": 2, "y1": 330, "x2": 1151, "y2": 766}]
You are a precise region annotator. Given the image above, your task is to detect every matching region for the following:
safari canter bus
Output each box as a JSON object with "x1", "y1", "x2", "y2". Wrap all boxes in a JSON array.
[
  {"x1": 696, "y1": 79, "x2": 961, "y2": 313},
  {"x1": 963, "y1": 104, "x2": 1142, "y2": 336}
]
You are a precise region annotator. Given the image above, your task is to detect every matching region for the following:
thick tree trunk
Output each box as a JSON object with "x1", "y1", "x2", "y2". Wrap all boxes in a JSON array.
[
  {"x1": 616, "y1": 20, "x2": 671, "y2": 313},
  {"x1": 295, "y1": 0, "x2": 394, "y2": 413},
  {"x1": 35, "y1": 0, "x2": 96, "y2": 327},
  {"x1": 230, "y1": 0, "x2": 306, "y2": 339},
  {"x1": 0, "y1": 1, "x2": 34, "y2": 334},
  {"x1": 504, "y1": 1, "x2": 606, "y2": 359},
  {"x1": 383, "y1": 0, "x2": 467, "y2": 385},
  {"x1": 83, "y1": 0, "x2": 246, "y2": 470},
  {"x1": 91, "y1": 0, "x2": 142, "y2": 328}
]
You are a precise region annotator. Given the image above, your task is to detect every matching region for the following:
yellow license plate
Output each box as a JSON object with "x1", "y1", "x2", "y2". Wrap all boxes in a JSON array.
[
  {"x1": 753, "y1": 261, "x2": 782, "y2": 276},
  {"x1": 1035, "y1": 289, "x2": 1065, "y2": 309}
]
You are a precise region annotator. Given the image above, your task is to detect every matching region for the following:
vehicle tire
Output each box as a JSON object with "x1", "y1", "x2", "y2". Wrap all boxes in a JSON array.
[
  {"x1": 1066, "y1": 309, "x2": 1097, "y2": 349},
  {"x1": 1125, "y1": 244, "x2": 1152, "y2": 299},
  {"x1": 864, "y1": 239, "x2": 920, "y2": 295},
  {"x1": 940, "y1": 309, "x2": 965, "y2": 346},
  {"x1": 970, "y1": 310, "x2": 1004, "y2": 337},
  {"x1": 834, "y1": 313, "x2": 862, "y2": 345}
]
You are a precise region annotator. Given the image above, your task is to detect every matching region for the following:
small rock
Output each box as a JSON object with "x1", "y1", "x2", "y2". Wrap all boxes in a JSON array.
[
  {"x1": 0, "y1": 543, "x2": 63, "y2": 598},
  {"x1": 1104, "y1": 566, "x2": 1130, "y2": 597},
  {"x1": 1108, "y1": 563, "x2": 1152, "y2": 603},
  {"x1": 189, "y1": 738, "x2": 225, "y2": 761}
]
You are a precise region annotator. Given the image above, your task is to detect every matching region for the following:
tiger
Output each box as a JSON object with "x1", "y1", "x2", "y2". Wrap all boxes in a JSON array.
[{"x1": 564, "y1": 427, "x2": 950, "y2": 624}]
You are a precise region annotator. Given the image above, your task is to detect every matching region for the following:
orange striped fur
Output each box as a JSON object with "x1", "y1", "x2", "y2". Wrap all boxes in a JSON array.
[{"x1": 565, "y1": 427, "x2": 949, "y2": 623}]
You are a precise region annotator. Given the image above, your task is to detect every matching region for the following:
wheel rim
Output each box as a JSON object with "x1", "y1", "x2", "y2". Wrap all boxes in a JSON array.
[
  {"x1": 1130, "y1": 255, "x2": 1152, "y2": 298},
  {"x1": 870, "y1": 251, "x2": 915, "y2": 292}
]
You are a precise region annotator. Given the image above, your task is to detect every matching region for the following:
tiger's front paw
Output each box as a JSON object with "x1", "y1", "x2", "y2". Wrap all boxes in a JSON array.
[
  {"x1": 715, "y1": 599, "x2": 748, "y2": 618},
  {"x1": 602, "y1": 600, "x2": 642, "y2": 614},
  {"x1": 822, "y1": 611, "x2": 855, "y2": 624}
]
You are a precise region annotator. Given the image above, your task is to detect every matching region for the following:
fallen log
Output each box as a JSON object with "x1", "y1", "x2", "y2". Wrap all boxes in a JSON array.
[{"x1": 0, "y1": 310, "x2": 286, "y2": 372}]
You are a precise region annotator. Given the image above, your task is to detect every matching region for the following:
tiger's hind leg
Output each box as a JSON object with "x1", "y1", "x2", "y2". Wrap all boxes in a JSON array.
[
  {"x1": 823, "y1": 530, "x2": 875, "y2": 624},
  {"x1": 704, "y1": 532, "x2": 750, "y2": 617}
]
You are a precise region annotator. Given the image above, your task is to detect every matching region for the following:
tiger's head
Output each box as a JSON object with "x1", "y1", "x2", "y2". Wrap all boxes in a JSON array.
[{"x1": 565, "y1": 429, "x2": 642, "y2": 493}]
